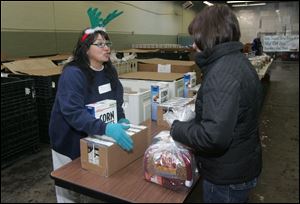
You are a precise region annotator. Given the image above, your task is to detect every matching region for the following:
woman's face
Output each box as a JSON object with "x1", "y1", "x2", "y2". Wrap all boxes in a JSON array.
[{"x1": 87, "y1": 34, "x2": 111, "y2": 63}]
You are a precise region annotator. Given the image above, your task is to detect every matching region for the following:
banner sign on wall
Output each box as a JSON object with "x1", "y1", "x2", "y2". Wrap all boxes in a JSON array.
[{"x1": 262, "y1": 35, "x2": 299, "y2": 52}]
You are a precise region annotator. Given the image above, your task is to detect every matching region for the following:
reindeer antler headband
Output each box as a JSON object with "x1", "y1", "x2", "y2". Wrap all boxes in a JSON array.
[{"x1": 81, "y1": 7, "x2": 123, "y2": 42}]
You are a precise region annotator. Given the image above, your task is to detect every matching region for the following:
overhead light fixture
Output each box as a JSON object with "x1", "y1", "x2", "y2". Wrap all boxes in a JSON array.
[
  {"x1": 231, "y1": 3, "x2": 267, "y2": 7},
  {"x1": 227, "y1": 1, "x2": 256, "y2": 3},
  {"x1": 203, "y1": 1, "x2": 214, "y2": 6},
  {"x1": 182, "y1": 1, "x2": 194, "y2": 9}
]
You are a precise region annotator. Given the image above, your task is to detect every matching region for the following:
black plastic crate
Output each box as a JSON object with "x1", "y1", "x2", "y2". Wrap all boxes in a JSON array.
[
  {"x1": 1, "y1": 98, "x2": 37, "y2": 119},
  {"x1": 1, "y1": 135, "x2": 40, "y2": 169},
  {"x1": 1, "y1": 77, "x2": 36, "y2": 101},
  {"x1": 7, "y1": 74, "x2": 60, "y2": 99},
  {"x1": 1, "y1": 117, "x2": 40, "y2": 169},
  {"x1": 1, "y1": 116, "x2": 39, "y2": 140},
  {"x1": 35, "y1": 97, "x2": 55, "y2": 143},
  {"x1": 31, "y1": 75, "x2": 60, "y2": 98},
  {"x1": 1, "y1": 129, "x2": 39, "y2": 154},
  {"x1": 2, "y1": 121, "x2": 39, "y2": 139},
  {"x1": 1, "y1": 77, "x2": 38, "y2": 129}
]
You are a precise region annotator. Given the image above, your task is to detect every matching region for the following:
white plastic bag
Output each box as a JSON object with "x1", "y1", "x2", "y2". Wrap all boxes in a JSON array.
[{"x1": 164, "y1": 104, "x2": 195, "y2": 127}]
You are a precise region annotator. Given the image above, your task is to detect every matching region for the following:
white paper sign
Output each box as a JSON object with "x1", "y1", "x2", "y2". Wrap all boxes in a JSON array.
[{"x1": 157, "y1": 64, "x2": 171, "y2": 73}]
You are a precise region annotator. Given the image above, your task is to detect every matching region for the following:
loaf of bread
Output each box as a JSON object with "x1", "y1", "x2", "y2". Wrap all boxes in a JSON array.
[{"x1": 143, "y1": 131, "x2": 197, "y2": 191}]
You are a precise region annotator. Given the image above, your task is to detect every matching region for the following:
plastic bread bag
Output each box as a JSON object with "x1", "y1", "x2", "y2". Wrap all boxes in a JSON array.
[
  {"x1": 143, "y1": 131, "x2": 198, "y2": 191},
  {"x1": 163, "y1": 104, "x2": 195, "y2": 127},
  {"x1": 151, "y1": 131, "x2": 192, "y2": 151}
]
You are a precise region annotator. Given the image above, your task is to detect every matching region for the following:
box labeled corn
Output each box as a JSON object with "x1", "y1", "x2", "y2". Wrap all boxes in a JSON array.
[{"x1": 86, "y1": 99, "x2": 117, "y2": 123}]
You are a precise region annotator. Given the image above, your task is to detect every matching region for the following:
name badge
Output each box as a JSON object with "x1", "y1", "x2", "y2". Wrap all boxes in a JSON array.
[{"x1": 98, "y1": 83, "x2": 111, "y2": 94}]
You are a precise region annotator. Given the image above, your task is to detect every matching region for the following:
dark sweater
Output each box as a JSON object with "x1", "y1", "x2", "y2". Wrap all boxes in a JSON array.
[
  {"x1": 49, "y1": 65, "x2": 125, "y2": 160},
  {"x1": 170, "y1": 42, "x2": 263, "y2": 185}
]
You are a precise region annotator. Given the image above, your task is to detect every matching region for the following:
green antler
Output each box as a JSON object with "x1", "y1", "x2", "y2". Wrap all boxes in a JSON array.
[
  {"x1": 86, "y1": 7, "x2": 123, "y2": 28},
  {"x1": 87, "y1": 7, "x2": 102, "y2": 28},
  {"x1": 102, "y1": 10, "x2": 124, "y2": 27}
]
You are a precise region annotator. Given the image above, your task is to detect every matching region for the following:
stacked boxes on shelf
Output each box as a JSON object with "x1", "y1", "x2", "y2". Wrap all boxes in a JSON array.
[
  {"x1": 137, "y1": 58, "x2": 202, "y2": 84},
  {"x1": 119, "y1": 72, "x2": 184, "y2": 122},
  {"x1": 1, "y1": 77, "x2": 39, "y2": 168},
  {"x1": 119, "y1": 72, "x2": 184, "y2": 99}
]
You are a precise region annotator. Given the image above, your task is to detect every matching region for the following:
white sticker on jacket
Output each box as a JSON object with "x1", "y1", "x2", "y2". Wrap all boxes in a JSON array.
[{"x1": 98, "y1": 83, "x2": 111, "y2": 94}]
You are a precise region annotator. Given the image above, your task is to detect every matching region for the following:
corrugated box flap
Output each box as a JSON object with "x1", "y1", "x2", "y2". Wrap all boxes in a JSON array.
[
  {"x1": 46, "y1": 54, "x2": 72, "y2": 61},
  {"x1": 138, "y1": 58, "x2": 195, "y2": 66},
  {"x1": 119, "y1": 49, "x2": 160, "y2": 53},
  {"x1": 119, "y1": 71, "x2": 183, "y2": 81},
  {"x1": 3, "y1": 58, "x2": 62, "y2": 76}
]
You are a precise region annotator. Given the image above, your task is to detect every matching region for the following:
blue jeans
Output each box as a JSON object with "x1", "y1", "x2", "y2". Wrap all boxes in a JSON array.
[{"x1": 203, "y1": 178, "x2": 257, "y2": 203}]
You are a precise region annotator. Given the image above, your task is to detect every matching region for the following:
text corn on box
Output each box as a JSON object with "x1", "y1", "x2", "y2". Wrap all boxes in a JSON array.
[{"x1": 86, "y1": 99, "x2": 118, "y2": 123}]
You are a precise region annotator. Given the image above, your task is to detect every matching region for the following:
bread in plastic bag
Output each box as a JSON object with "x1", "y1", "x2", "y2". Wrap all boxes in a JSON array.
[{"x1": 143, "y1": 131, "x2": 198, "y2": 191}]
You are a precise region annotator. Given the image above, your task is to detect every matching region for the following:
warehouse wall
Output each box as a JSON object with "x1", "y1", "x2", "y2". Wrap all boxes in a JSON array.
[
  {"x1": 232, "y1": 1, "x2": 299, "y2": 44},
  {"x1": 1, "y1": 1, "x2": 196, "y2": 58}
]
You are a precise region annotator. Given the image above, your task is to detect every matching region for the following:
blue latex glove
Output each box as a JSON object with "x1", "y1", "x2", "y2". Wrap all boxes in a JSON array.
[
  {"x1": 118, "y1": 118, "x2": 130, "y2": 130},
  {"x1": 105, "y1": 123, "x2": 133, "y2": 151}
]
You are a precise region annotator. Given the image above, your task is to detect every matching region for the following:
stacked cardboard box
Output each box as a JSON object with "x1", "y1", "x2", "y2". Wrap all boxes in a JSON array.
[
  {"x1": 80, "y1": 124, "x2": 149, "y2": 177},
  {"x1": 137, "y1": 58, "x2": 202, "y2": 84},
  {"x1": 156, "y1": 97, "x2": 195, "y2": 129}
]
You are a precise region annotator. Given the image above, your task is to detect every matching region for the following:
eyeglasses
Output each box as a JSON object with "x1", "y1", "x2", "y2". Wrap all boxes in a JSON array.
[{"x1": 92, "y1": 41, "x2": 113, "y2": 48}]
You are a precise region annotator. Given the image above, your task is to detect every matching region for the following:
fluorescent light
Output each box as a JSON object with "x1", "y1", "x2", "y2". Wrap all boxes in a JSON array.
[
  {"x1": 227, "y1": 1, "x2": 256, "y2": 3},
  {"x1": 203, "y1": 1, "x2": 214, "y2": 6},
  {"x1": 232, "y1": 3, "x2": 266, "y2": 7}
]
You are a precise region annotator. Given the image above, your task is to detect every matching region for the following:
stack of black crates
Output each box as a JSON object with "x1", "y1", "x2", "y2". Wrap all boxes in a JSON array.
[
  {"x1": 6, "y1": 74, "x2": 60, "y2": 143},
  {"x1": 33, "y1": 75, "x2": 60, "y2": 143},
  {"x1": 1, "y1": 77, "x2": 39, "y2": 168}
]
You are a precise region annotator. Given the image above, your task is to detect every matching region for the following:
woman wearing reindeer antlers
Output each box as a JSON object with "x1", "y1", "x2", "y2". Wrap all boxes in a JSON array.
[{"x1": 49, "y1": 7, "x2": 131, "y2": 203}]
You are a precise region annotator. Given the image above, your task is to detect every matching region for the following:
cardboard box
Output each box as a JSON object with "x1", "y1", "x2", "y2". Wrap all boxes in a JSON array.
[
  {"x1": 137, "y1": 58, "x2": 202, "y2": 84},
  {"x1": 183, "y1": 72, "x2": 196, "y2": 98},
  {"x1": 80, "y1": 125, "x2": 149, "y2": 177},
  {"x1": 119, "y1": 71, "x2": 184, "y2": 98},
  {"x1": 151, "y1": 82, "x2": 169, "y2": 121},
  {"x1": 2, "y1": 58, "x2": 62, "y2": 76},
  {"x1": 119, "y1": 71, "x2": 183, "y2": 81},
  {"x1": 157, "y1": 97, "x2": 195, "y2": 129},
  {"x1": 118, "y1": 48, "x2": 160, "y2": 53},
  {"x1": 188, "y1": 84, "x2": 201, "y2": 98},
  {"x1": 86, "y1": 100, "x2": 117, "y2": 123}
]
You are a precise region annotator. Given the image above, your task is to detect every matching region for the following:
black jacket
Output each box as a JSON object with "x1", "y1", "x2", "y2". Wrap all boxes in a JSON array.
[{"x1": 170, "y1": 42, "x2": 263, "y2": 185}]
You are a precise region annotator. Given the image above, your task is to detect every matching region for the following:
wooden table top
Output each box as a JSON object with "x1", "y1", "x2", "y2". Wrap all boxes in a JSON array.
[{"x1": 50, "y1": 120, "x2": 199, "y2": 203}]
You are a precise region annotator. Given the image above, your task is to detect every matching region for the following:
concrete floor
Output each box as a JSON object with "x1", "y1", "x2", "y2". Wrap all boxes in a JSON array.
[{"x1": 1, "y1": 60, "x2": 299, "y2": 203}]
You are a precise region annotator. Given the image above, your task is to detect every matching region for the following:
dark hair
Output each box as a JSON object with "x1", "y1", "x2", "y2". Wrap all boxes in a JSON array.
[
  {"x1": 188, "y1": 4, "x2": 240, "y2": 52},
  {"x1": 64, "y1": 29, "x2": 118, "y2": 90}
]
